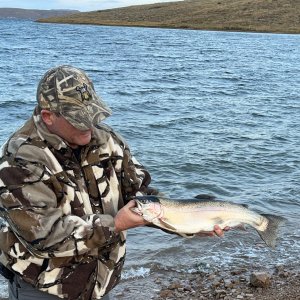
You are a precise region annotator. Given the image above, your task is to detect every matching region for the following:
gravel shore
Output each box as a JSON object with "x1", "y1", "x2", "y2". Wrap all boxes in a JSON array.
[
  {"x1": 112, "y1": 264, "x2": 300, "y2": 300},
  {"x1": 155, "y1": 266, "x2": 300, "y2": 300}
]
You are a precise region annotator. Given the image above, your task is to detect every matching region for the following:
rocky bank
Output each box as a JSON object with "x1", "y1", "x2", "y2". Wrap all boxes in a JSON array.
[{"x1": 112, "y1": 264, "x2": 300, "y2": 300}]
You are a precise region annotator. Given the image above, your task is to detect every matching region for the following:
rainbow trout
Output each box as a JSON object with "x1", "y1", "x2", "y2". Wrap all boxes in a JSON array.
[{"x1": 132, "y1": 195, "x2": 285, "y2": 248}]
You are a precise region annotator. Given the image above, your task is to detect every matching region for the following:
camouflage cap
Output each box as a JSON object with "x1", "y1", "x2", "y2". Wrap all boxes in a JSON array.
[{"x1": 37, "y1": 65, "x2": 112, "y2": 130}]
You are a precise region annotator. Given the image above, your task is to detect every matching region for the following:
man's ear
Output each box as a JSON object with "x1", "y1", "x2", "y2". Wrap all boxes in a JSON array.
[{"x1": 41, "y1": 109, "x2": 55, "y2": 126}]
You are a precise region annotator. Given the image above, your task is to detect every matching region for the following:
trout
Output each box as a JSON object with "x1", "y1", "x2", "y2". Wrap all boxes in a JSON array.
[{"x1": 132, "y1": 195, "x2": 285, "y2": 248}]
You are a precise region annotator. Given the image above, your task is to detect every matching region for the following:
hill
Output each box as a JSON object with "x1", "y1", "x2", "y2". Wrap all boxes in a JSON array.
[
  {"x1": 37, "y1": 0, "x2": 300, "y2": 34},
  {"x1": 0, "y1": 8, "x2": 79, "y2": 20}
]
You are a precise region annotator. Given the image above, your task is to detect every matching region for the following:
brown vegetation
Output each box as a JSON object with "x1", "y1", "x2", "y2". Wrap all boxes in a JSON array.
[
  {"x1": 0, "y1": 8, "x2": 79, "y2": 20},
  {"x1": 37, "y1": 0, "x2": 300, "y2": 34}
]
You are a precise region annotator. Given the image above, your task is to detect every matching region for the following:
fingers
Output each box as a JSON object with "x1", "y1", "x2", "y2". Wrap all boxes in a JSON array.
[
  {"x1": 213, "y1": 225, "x2": 231, "y2": 237},
  {"x1": 125, "y1": 199, "x2": 137, "y2": 209},
  {"x1": 213, "y1": 225, "x2": 224, "y2": 237},
  {"x1": 196, "y1": 232, "x2": 215, "y2": 237},
  {"x1": 197, "y1": 225, "x2": 229, "y2": 238},
  {"x1": 114, "y1": 203, "x2": 147, "y2": 233}
]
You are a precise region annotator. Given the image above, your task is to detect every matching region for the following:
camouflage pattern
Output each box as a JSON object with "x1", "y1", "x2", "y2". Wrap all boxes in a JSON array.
[
  {"x1": 37, "y1": 65, "x2": 112, "y2": 130},
  {"x1": 0, "y1": 108, "x2": 155, "y2": 299}
]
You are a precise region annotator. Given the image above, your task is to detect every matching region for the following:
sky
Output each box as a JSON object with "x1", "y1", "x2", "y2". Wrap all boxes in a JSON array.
[{"x1": 0, "y1": 0, "x2": 183, "y2": 11}]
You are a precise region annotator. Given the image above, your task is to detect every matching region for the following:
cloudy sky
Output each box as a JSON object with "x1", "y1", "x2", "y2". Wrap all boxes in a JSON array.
[{"x1": 0, "y1": 0, "x2": 183, "y2": 11}]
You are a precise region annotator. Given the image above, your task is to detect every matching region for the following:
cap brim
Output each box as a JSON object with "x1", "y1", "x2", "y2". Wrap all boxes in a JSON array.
[{"x1": 60, "y1": 97, "x2": 112, "y2": 130}]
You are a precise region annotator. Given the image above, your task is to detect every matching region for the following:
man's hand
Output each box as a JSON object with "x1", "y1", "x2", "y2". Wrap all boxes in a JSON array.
[
  {"x1": 114, "y1": 200, "x2": 149, "y2": 233},
  {"x1": 196, "y1": 225, "x2": 230, "y2": 237}
]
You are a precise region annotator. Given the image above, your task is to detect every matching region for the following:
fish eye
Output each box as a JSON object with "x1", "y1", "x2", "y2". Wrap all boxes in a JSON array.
[{"x1": 139, "y1": 198, "x2": 149, "y2": 204}]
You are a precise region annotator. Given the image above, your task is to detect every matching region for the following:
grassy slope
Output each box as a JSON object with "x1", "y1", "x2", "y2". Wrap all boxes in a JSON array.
[
  {"x1": 38, "y1": 0, "x2": 300, "y2": 34},
  {"x1": 0, "y1": 8, "x2": 79, "y2": 20}
]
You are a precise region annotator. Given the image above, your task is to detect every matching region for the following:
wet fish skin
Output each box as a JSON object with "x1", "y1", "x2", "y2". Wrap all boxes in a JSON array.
[{"x1": 131, "y1": 195, "x2": 286, "y2": 248}]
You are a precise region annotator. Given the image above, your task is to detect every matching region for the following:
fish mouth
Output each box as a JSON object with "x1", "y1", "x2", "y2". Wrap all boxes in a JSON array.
[{"x1": 131, "y1": 200, "x2": 143, "y2": 216}]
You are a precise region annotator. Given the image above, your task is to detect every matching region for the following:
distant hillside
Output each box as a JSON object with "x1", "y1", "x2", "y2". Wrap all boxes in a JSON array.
[
  {"x1": 0, "y1": 8, "x2": 79, "y2": 20},
  {"x1": 37, "y1": 0, "x2": 300, "y2": 34}
]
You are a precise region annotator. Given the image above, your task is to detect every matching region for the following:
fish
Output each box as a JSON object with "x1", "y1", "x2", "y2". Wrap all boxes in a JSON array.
[{"x1": 131, "y1": 194, "x2": 286, "y2": 248}]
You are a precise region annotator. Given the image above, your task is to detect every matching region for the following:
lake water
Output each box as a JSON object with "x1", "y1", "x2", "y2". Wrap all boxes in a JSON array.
[{"x1": 0, "y1": 18, "x2": 299, "y2": 299}]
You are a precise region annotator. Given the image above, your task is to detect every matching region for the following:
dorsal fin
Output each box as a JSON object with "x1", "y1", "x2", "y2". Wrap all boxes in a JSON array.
[{"x1": 194, "y1": 194, "x2": 217, "y2": 201}]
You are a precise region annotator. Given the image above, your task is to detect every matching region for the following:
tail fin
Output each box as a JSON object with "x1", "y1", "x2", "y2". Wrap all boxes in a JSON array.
[{"x1": 257, "y1": 214, "x2": 286, "y2": 248}]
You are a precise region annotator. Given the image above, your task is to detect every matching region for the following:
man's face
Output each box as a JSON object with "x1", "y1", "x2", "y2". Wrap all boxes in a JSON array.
[{"x1": 46, "y1": 112, "x2": 92, "y2": 148}]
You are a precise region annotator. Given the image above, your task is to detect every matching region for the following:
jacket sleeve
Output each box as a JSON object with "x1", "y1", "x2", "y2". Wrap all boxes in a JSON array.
[
  {"x1": 0, "y1": 139, "x2": 122, "y2": 259},
  {"x1": 0, "y1": 158, "x2": 121, "y2": 259}
]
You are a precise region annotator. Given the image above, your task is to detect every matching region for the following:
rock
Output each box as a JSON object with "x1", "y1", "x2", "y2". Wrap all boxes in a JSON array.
[
  {"x1": 159, "y1": 289, "x2": 174, "y2": 298},
  {"x1": 250, "y1": 272, "x2": 271, "y2": 288},
  {"x1": 279, "y1": 271, "x2": 289, "y2": 278},
  {"x1": 231, "y1": 268, "x2": 247, "y2": 276},
  {"x1": 215, "y1": 289, "x2": 227, "y2": 298},
  {"x1": 182, "y1": 283, "x2": 193, "y2": 292},
  {"x1": 224, "y1": 279, "x2": 234, "y2": 289},
  {"x1": 211, "y1": 279, "x2": 221, "y2": 288},
  {"x1": 207, "y1": 273, "x2": 217, "y2": 280},
  {"x1": 155, "y1": 277, "x2": 162, "y2": 284},
  {"x1": 168, "y1": 282, "x2": 182, "y2": 290},
  {"x1": 275, "y1": 265, "x2": 285, "y2": 273}
]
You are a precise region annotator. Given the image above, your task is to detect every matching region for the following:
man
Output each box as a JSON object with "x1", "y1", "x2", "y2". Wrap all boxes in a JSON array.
[{"x1": 0, "y1": 65, "x2": 224, "y2": 299}]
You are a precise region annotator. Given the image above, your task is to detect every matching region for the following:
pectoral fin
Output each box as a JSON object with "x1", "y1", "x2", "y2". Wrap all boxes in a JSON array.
[
  {"x1": 158, "y1": 219, "x2": 195, "y2": 238},
  {"x1": 158, "y1": 219, "x2": 178, "y2": 231},
  {"x1": 153, "y1": 218, "x2": 195, "y2": 239},
  {"x1": 176, "y1": 232, "x2": 195, "y2": 238}
]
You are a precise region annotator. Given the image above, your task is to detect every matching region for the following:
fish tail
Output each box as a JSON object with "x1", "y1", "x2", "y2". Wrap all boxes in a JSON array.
[{"x1": 256, "y1": 214, "x2": 286, "y2": 248}]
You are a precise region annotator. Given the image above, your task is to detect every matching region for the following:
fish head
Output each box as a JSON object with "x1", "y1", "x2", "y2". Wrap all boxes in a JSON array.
[{"x1": 131, "y1": 196, "x2": 163, "y2": 222}]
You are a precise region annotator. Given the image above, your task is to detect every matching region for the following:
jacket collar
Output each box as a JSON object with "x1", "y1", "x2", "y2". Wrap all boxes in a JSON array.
[{"x1": 32, "y1": 107, "x2": 71, "y2": 150}]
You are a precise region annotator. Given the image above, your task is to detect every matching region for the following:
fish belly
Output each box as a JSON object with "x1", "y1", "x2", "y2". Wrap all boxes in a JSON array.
[{"x1": 163, "y1": 208, "x2": 247, "y2": 234}]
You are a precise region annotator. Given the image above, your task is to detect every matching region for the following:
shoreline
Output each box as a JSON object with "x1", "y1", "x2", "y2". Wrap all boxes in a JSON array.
[
  {"x1": 111, "y1": 264, "x2": 300, "y2": 299},
  {"x1": 35, "y1": 20, "x2": 300, "y2": 35}
]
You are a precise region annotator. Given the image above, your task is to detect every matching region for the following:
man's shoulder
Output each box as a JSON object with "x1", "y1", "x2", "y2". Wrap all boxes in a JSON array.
[
  {"x1": 95, "y1": 123, "x2": 114, "y2": 134},
  {"x1": 3, "y1": 118, "x2": 43, "y2": 157},
  {"x1": 93, "y1": 123, "x2": 127, "y2": 146}
]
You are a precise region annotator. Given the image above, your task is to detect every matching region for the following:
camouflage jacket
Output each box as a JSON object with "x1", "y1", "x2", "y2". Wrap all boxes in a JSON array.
[{"x1": 0, "y1": 108, "x2": 153, "y2": 299}]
